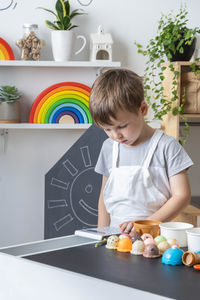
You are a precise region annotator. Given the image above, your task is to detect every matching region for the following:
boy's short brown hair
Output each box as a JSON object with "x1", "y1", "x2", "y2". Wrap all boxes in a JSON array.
[{"x1": 89, "y1": 68, "x2": 144, "y2": 126}]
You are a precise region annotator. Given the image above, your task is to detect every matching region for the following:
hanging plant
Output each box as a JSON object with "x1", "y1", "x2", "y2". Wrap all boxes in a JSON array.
[{"x1": 135, "y1": 5, "x2": 200, "y2": 144}]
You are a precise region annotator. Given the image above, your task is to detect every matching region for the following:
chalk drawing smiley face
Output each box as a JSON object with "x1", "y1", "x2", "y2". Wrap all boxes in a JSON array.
[
  {"x1": 70, "y1": 167, "x2": 98, "y2": 226},
  {"x1": 48, "y1": 145, "x2": 99, "y2": 232},
  {"x1": 0, "y1": 0, "x2": 16, "y2": 10}
]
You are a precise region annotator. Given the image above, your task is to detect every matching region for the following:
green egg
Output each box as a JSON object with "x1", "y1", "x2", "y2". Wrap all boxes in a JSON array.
[{"x1": 154, "y1": 235, "x2": 167, "y2": 245}]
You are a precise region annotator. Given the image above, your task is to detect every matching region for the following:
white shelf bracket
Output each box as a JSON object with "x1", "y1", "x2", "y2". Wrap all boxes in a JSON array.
[{"x1": 0, "y1": 129, "x2": 8, "y2": 153}]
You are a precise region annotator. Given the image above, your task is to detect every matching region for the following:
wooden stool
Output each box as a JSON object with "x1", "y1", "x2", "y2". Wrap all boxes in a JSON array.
[{"x1": 172, "y1": 205, "x2": 200, "y2": 227}]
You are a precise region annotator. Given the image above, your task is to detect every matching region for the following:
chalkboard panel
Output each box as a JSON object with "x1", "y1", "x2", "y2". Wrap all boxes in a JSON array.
[{"x1": 45, "y1": 124, "x2": 107, "y2": 239}]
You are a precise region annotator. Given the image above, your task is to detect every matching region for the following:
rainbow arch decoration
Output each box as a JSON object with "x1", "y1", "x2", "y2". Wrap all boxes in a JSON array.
[
  {"x1": 0, "y1": 38, "x2": 15, "y2": 60},
  {"x1": 29, "y1": 82, "x2": 93, "y2": 124}
]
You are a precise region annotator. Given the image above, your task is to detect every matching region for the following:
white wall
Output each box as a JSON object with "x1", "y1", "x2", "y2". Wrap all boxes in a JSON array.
[{"x1": 0, "y1": 0, "x2": 200, "y2": 247}]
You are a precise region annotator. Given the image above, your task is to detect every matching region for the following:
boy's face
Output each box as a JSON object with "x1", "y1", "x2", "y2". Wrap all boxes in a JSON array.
[{"x1": 100, "y1": 101, "x2": 148, "y2": 147}]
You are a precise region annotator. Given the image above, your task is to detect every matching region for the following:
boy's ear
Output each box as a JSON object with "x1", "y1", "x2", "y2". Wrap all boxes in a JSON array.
[{"x1": 140, "y1": 100, "x2": 148, "y2": 116}]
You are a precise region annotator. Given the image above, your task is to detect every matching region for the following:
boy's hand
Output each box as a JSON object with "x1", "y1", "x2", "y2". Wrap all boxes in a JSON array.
[{"x1": 119, "y1": 221, "x2": 137, "y2": 236}]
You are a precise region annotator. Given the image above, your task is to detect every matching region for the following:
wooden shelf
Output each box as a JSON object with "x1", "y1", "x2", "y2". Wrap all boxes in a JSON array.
[
  {"x1": 0, "y1": 123, "x2": 92, "y2": 129},
  {"x1": 0, "y1": 60, "x2": 121, "y2": 68},
  {"x1": 183, "y1": 114, "x2": 200, "y2": 118},
  {"x1": 162, "y1": 62, "x2": 200, "y2": 139}
]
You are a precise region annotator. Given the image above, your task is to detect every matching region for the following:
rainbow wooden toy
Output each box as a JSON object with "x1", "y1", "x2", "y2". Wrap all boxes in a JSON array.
[
  {"x1": 0, "y1": 38, "x2": 15, "y2": 60},
  {"x1": 29, "y1": 82, "x2": 92, "y2": 124}
]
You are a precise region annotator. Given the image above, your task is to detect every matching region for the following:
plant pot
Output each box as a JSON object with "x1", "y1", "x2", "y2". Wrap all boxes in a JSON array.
[
  {"x1": 0, "y1": 101, "x2": 20, "y2": 123},
  {"x1": 51, "y1": 30, "x2": 86, "y2": 61},
  {"x1": 167, "y1": 37, "x2": 196, "y2": 62}
]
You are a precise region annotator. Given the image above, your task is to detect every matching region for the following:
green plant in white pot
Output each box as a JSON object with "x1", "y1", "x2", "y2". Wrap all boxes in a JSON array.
[
  {"x1": 135, "y1": 5, "x2": 200, "y2": 144},
  {"x1": 0, "y1": 86, "x2": 21, "y2": 123},
  {"x1": 39, "y1": 0, "x2": 86, "y2": 61}
]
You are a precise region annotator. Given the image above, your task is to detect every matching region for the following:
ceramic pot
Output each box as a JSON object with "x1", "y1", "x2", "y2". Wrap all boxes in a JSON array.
[
  {"x1": 51, "y1": 30, "x2": 86, "y2": 61},
  {"x1": 0, "y1": 101, "x2": 20, "y2": 123},
  {"x1": 166, "y1": 37, "x2": 196, "y2": 62}
]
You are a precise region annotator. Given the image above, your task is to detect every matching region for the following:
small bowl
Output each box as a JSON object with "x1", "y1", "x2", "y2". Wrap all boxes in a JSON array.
[
  {"x1": 159, "y1": 222, "x2": 193, "y2": 247},
  {"x1": 186, "y1": 227, "x2": 200, "y2": 252},
  {"x1": 134, "y1": 220, "x2": 161, "y2": 238}
]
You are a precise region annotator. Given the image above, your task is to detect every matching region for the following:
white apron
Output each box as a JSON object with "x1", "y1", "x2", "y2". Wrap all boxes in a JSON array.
[{"x1": 103, "y1": 129, "x2": 167, "y2": 226}]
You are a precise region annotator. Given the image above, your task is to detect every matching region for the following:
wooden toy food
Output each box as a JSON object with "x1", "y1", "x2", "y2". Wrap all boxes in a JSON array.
[
  {"x1": 182, "y1": 251, "x2": 200, "y2": 267},
  {"x1": 134, "y1": 220, "x2": 161, "y2": 238},
  {"x1": 131, "y1": 240, "x2": 145, "y2": 255},
  {"x1": 154, "y1": 235, "x2": 167, "y2": 245},
  {"x1": 106, "y1": 235, "x2": 119, "y2": 249},
  {"x1": 143, "y1": 243, "x2": 161, "y2": 258},
  {"x1": 117, "y1": 237, "x2": 132, "y2": 252},
  {"x1": 162, "y1": 245, "x2": 184, "y2": 265},
  {"x1": 157, "y1": 241, "x2": 171, "y2": 255}
]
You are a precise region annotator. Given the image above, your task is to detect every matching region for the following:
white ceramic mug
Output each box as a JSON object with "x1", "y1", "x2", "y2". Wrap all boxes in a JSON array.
[{"x1": 51, "y1": 30, "x2": 86, "y2": 61}]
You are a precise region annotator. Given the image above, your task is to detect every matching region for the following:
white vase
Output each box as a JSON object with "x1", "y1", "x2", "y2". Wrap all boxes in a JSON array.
[{"x1": 51, "y1": 30, "x2": 86, "y2": 62}]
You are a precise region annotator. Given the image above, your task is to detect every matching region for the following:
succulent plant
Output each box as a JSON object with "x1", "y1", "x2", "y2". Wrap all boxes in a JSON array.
[
  {"x1": 38, "y1": 0, "x2": 85, "y2": 31},
  {"x1": 0, "y1": 86, "x2": 21, "y2": 102}
]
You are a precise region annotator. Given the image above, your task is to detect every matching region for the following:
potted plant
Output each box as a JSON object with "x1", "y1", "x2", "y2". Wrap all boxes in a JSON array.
[
  {"x1": 38, "y1": 0, "x2": 86, "y2": 61},
  {"x1": 0, "y1": 86, "x2": 21, "y2": 123},
  {"x1": 135, "y1": 5, "x2": 200, "y2": 144}
]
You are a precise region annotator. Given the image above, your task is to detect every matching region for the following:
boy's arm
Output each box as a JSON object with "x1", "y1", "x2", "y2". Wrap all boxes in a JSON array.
[
  {"x1": 147, "y1": 170, "x2": 191, "y2": 221},
  {"x1": 97, "y1": 175, "x2": 110, "y2": 227}
]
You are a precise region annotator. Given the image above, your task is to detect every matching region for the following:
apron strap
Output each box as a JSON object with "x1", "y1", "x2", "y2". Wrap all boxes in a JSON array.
[
  {"x1": 142, "y1": 129, "x2": 164, "y2": 168},
  {"x1": 112, "y1": 141, "x2": 119, "y2": 167}
]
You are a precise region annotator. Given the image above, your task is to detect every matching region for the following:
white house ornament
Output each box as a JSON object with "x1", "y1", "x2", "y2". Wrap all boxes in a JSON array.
[{"x1": 90, "y1": 25, "x2": 113, "y2": 61}]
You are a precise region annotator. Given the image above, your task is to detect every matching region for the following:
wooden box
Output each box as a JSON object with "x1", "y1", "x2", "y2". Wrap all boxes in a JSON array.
[{"x1": 181, "y1": 72, "x2": 200, "y2": 113}]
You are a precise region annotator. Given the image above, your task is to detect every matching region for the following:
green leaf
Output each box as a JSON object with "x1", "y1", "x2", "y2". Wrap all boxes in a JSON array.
[
  {"x1": 45, "y1": 20, "x2": 59, "y2": 30},
  {"x1": 56, "y1": 0, "x2": 66, "y2": 17},
  {"x1": 68, "y1": 25, "x2": 78, "y2": 30},
  {"x1": 63, "y1": 15, "x2": 71, "y2": 29},
  {"x1": 172, "y1": 107, "x2": 179, "y2": 115},
  {"x1": 65, "y1": 0, "x2": 70, "y2": 15},
  {"x1": 37, "y1": 7, "x2": 57, "y2": 17},
  {"x1": 70, "y1": 10, "x2": 85, "y2": 19}
]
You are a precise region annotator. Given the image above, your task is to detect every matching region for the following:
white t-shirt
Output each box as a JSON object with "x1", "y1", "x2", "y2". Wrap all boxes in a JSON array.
[{"x1": 95, "y1": 133, "x2": 193, "y2": 200}]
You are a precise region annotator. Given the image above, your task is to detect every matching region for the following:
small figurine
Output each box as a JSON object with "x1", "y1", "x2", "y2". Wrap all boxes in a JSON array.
[
  {"x1": 162, "y1": 245, "x2": 184, "y2": 265},
  {"x1": 90, "y1": 25, "x2": 113, "y2": 61},
  {"x1": 143, "y1": 243, "x2": 161, "y2": 258},
  {"x1": 117, "y1": 237, "x2": 132, "y2": 252},
  {"x1": 106, "y1": 235, "x2": 119, "y2": 250},
  {"x1": 131, "y1": 240, "x2": 145, "y2": 255}
]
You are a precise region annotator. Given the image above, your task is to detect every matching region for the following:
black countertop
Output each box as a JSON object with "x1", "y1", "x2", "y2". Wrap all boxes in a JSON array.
[{"x1": 25, "y1": 243, "x2": 199, "y2": 300}]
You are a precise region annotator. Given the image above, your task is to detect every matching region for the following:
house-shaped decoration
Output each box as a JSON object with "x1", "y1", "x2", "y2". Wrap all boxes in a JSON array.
[{"x1": 90, "y1": 25, "x2": 113, "y2": 61}]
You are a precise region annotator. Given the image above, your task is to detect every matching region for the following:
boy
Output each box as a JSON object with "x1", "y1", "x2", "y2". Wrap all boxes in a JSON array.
[{"x1": 89, "y1": 68, "x2": 193, "y2": 234}]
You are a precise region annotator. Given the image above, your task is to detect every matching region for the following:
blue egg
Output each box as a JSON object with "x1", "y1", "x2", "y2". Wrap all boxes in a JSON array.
[{"x1": 162, "y1": 246, "x2": 184, "y2": 265}]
